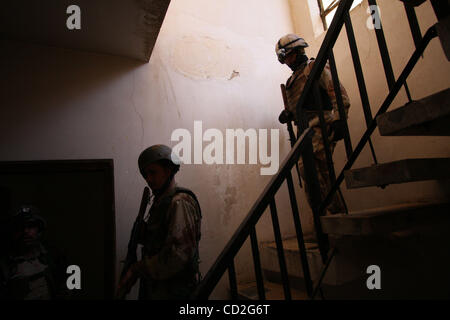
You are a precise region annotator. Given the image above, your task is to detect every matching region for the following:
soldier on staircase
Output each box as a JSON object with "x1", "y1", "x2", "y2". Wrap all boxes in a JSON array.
[{"x1": 276, "y1": 34, "x2": 350, "y2": 215}]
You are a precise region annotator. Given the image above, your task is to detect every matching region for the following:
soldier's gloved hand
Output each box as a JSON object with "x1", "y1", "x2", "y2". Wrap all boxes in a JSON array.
[
  {"x1": 329, "y1": 120, "x2": 346, "y2": 142},
  {"x1": 279, "y1": 109, "x2": 294, "y2": 124}
]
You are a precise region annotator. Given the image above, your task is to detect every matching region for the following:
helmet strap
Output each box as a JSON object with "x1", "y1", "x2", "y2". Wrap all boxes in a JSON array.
[{"x1": 289, "y1": 53, "x2": 309, "y2": 72}]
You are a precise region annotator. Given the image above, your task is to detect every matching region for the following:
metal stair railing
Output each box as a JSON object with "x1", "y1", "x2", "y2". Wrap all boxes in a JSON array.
[
  {"x1": 191, "y1": 127, "x2": 325, "y2": 300},
  {"x1": 299, "y1": 0, "x2": 439, "y2": 298},
  {"x1": 191, "y1": 1, "x2": 354, "y2": 300},
  {"x1": 294, "y1": 0, "x2": 438, "y2": 262},
  {"x1": 191, "y1": 0, "x2": 441, "y2": 300},
  {"x1": 317, "y1": 25, "x2": 438, "y2": 230}
]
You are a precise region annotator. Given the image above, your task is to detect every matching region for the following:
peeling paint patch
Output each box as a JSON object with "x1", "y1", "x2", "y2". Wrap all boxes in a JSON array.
[
  {"x1": 228, "y1": 70, "x2": 240, "y2": 80},
  {"x1": 171, "y1": 35, "x2": 247, "y2": 80}
]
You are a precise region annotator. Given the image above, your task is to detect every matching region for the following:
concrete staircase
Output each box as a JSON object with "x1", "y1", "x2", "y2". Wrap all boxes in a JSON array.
[
  {"x1": 376, "y1": 88, "x2": 450, "y2": 136},
  {"x1": 234, "y1": 78, "x2": 450, "y2": 299},
  {"x1": 344, "y1": 158, "x2": 450, "y2": 189},
  {"x1": 321, "y1": 202, "x2": 450, "y2": 236},
  {"x1": 231, "y1": 0, "x2": 450, "y2": 300},
  {"x1": 235, "y1": 54, "x2": 450, "y2": 301},
  {"x1": 237, "y1": 206, "x2": 450, "y2": 299},
  {"x1": 338, "y1": 86, "x2": 450, "y2": 236}
]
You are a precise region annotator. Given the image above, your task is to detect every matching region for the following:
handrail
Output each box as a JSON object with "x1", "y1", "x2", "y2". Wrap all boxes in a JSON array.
[
  {"x1": 293, "y1": 0, "x2": 438, "y2": 225},
  {"x1": 191, "y1": 127, "x2": 314, "y2": 299},
  {"x1": 192, "y1": 0, "x2": 355, "y2": 300},
  {"x1": 191, "y1": 0, "x2": 439, "y2": 300}
]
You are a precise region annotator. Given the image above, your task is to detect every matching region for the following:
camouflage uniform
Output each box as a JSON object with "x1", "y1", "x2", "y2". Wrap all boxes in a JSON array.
[
  {"x1": 285, "y1": 58, "x2": 350, "y2": 214},
  {"x1": 0, "y1": 207, "x2": 68, "y2": 300},
  {"x1": 136, "y1": 183, "x2": 202, "y2": 300},
  {"x1": 0, "y1": 244, "x2": 67, "y2": 300}
]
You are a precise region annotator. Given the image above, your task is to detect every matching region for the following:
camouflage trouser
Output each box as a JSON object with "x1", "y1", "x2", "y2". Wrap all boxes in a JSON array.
[{"x1": 298, "y1": 125, "x2": 346, "y2": 215}]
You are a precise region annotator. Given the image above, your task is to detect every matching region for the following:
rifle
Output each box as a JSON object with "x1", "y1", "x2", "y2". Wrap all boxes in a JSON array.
[
  {"x1": 280, "y1": 84, "x2": 303, "y2": 188},
  {"x1": 116, "y1": 186, "x2": 150, "y2": 299}
]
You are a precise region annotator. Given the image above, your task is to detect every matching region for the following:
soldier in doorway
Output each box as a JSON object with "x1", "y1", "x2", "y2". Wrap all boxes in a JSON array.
[
  {"x1": 0, "y1": 205, "x2": 68, "y2": 299},
  {"x1": 117, "y1": 144, "x2": 202, "y2": 300},
  {"x1": 276, "y1": 34, "x2": 350, "y2": 215}
]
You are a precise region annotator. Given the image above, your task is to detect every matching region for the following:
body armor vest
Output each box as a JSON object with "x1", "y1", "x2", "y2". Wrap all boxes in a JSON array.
[
  {"x1": 140, "y1": 186, "x2": 202, "y2": 300},
  {"x1": 143, "y1": 186, "x2": 201, "y2": 257},
  {"x1": 286, "y1": 57, "x2": 333, "y2": 114}
]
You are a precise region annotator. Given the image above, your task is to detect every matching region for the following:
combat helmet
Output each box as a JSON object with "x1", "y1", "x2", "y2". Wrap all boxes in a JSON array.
[
  {"x1": 276, "y1": 34, "x2": 309, "y2": 64},
  {"x1": 13, "y1": 205, "x2": 47, "y2": 232},
  {"x1": 138, "y1": 144, "x2": 181, "y2": 178}
]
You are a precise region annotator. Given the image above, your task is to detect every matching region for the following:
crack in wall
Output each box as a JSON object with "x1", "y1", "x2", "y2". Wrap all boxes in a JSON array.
[{"x1": 122, "y1": 72, "x2": 145, "y2": 214}]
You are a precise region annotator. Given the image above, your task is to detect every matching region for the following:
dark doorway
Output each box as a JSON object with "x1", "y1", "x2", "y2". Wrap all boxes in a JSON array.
[{"x1": 0, "y1": 160, "x2": 115, "y2": 299}]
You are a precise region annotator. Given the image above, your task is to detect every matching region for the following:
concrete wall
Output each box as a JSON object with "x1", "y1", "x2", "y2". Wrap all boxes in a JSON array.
[
  {"x1": 0, "y1": 0, "x2": 317, "y2": 299},
  {"x1": 289, "y1": 0, "x2": 450, "y2": 211}
]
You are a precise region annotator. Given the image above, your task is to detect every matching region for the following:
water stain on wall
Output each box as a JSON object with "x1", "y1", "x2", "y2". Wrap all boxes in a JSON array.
[{"x1": 224, "y1": 186, "x2": 237, "y2": 213}]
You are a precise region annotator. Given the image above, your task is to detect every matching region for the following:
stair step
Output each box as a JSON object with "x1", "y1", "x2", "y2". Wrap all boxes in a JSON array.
[
  {"x1": 320, "y1": 202, "x2": 450, "y2": 236},
  {"x1": 237, "y1": 281, "x2": 308, "y2": 300},
  {"x1": 437, "y1": 15, "x2": 450, "y2": 61},
  {"x1": 260, "y1": 237, "x2": 361, "y2": 286},
  {"x1": 377, "y1": 88, "x2": 450, "y2": 136},
  {"x1": 344, "y1": 158, "x2": 450, "y2": 189},
  {"x1": 399, "y1": 0, "x2": 427, "y2": 7}
]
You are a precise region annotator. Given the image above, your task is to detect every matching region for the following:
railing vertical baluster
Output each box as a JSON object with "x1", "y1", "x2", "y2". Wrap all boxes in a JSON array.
[
  {"x1": 285, "y1": 171, "x2": 313, "y2": 298},
  {"x1": 430, "y1": 0, "x2": 449, "y2": 21},
  {"x1": 249, "y1": 228, "x2": 265, "y2": 300},
  {"x1": 403, "y1": 2, "x2": 423, "y2": 51},
  {"x1": 367, "y1": 0, "x2": 396, "y2": 89},
  {"x1": 312, "y1": 247, "x2": 337, "y2": 300},
  {"x1": 269, "y1": 198, "x2": 291, "y2": 300},
  {"x1": 344, "y1": 11, "x2": 379, "y2": 165},
  {"x1": 313, "y1": 80, "x2": 338, "y2": 183},
  {"x1": 190, "y1": 128, "x2": 315, "y2": 300},
  {"x1": 328, "y1": 49, "x2": 353, "y2": 160},
  {"x1": 367, "y1": 0, "x2": 413, "y2": 102},
  {"x1": 300, "y1": 137, "x2": 329, "y2": 263},
  {"x1": 228, "y1": 261, "x2": 238, "y2": 300}
]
